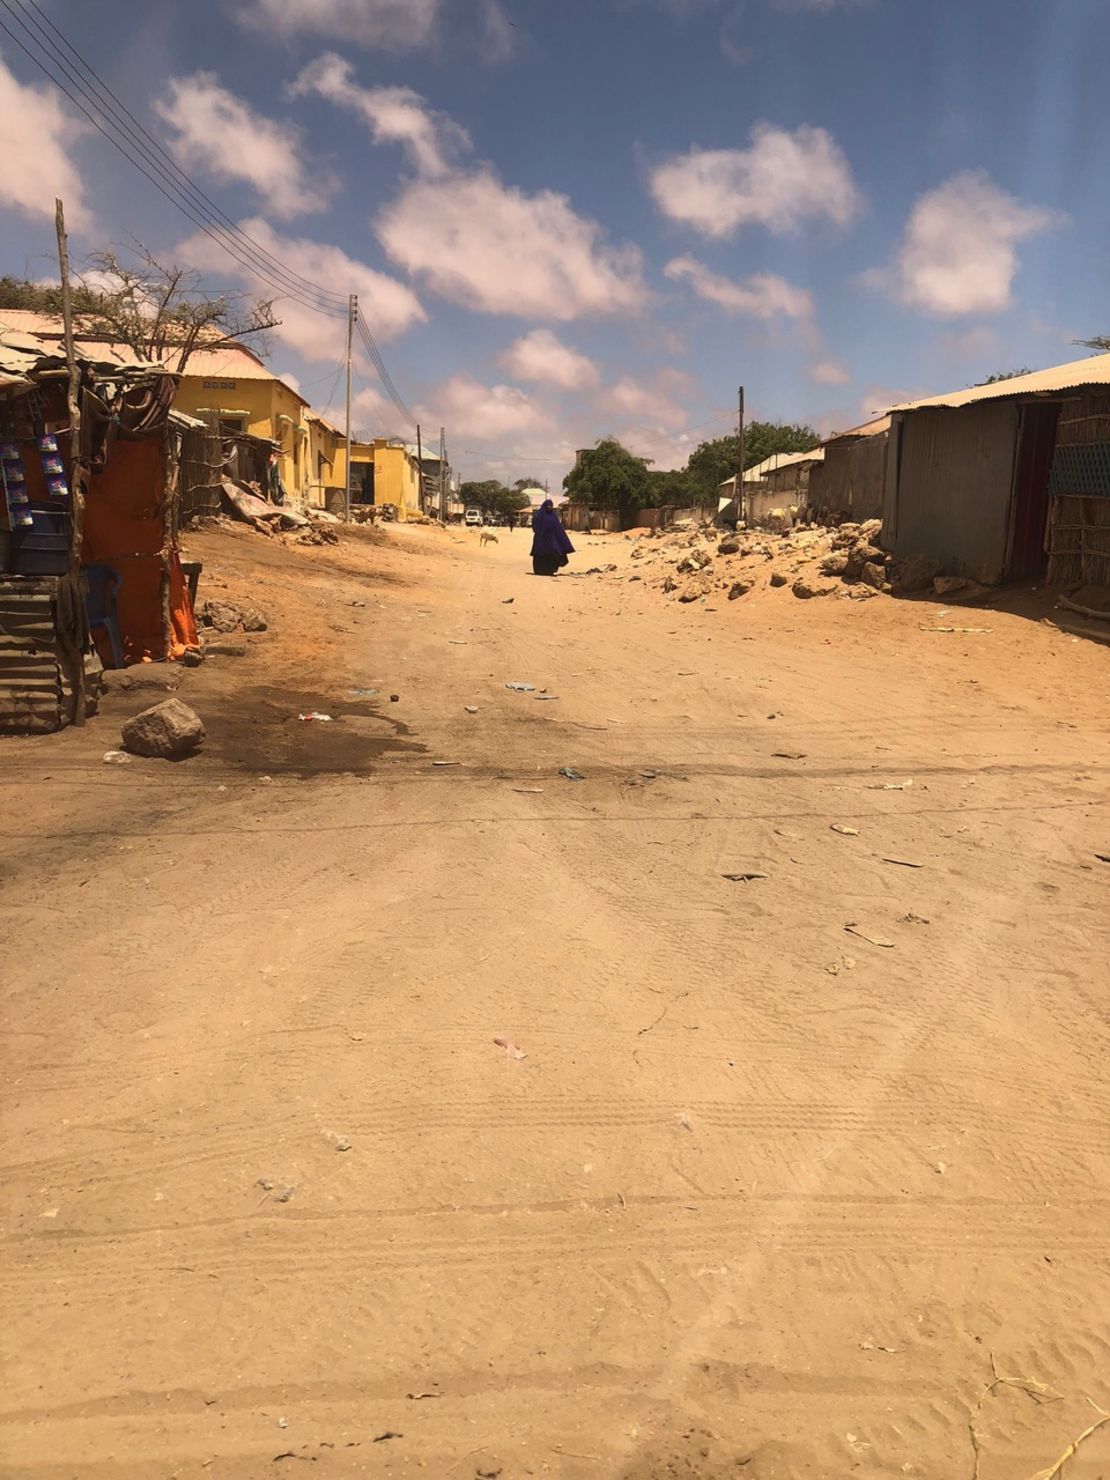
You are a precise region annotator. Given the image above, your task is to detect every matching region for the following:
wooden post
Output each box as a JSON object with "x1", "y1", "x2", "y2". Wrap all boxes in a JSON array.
[
  {"x1": 55, "y1": 197, "x2": 86, "y2": 726},
  {"x1": 415, "y1": 423, "x2": 424, "y2": 516},
  {"x1": 736, "y1": 385, "x2": 746, "y2": 526}
]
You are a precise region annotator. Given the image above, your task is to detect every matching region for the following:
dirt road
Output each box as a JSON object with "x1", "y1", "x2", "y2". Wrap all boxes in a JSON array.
[{"x1": 2, "y1": 522, "x2": 1108, "y2": 1479}]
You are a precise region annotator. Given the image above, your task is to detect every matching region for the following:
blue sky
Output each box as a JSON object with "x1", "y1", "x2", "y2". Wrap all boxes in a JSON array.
[{"x1": 1, "y1": 0, "x2": 1107, "y2": 487}]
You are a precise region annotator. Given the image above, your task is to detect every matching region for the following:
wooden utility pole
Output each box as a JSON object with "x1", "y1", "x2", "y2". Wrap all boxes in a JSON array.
[
  {"x1": 415, "y1": 423, "x2": 424, "y2": 514},
  {"x1": 344, "y1": 294, "x2": 356, "y2": 521},
  {"x1": 736, "y1": 384, "x2": 746, "y2": 524},
  {"x1": 55, "y1": 197, "x2": 86, "y2": 727}
]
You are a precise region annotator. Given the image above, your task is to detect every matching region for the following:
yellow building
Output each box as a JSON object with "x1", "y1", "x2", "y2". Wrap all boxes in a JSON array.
[
  {"x1": 350, "y1": 438, "x2": 424, "y2": 520},
  {"x1": 169, "y1": 344, "x2": 314, "y2": 503}
]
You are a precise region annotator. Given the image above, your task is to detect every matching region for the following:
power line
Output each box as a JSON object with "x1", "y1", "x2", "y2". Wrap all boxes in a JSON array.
[
  {"x1": 9, "y1": 0, "x2": 348, "y2": 312},
  {"x1": 355, "y1": 313, "x2": 417, "y2": 429},
  {"x1": 0, "y1": 0, "x2": 345, "y2": 317}
]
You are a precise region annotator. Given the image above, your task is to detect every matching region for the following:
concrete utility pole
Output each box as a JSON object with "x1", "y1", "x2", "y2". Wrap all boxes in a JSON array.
[
  {"x1": 415, "y1": 423, "x2": 424, "y2": 513},
  {"x1": 439, "y1": 426, "x2": 446, "y2": 521},
  {"x1": 344, "y1": 294, "x2": 357, "y2": 522},
  {"x1": 736, "y1": 384, "x2": 746, "y2": 524}
]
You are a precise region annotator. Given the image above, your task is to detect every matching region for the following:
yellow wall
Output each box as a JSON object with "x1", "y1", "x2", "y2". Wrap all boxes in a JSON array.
[
  {"x1": 370, "y1": 441, "x2": 422, "y2": 519},
  {"x1": 172, "y1": 374, "x2": 310, "y2": 500},
  {"x1": 306, "y1": 417, "x2": 346, "y2": 508}
]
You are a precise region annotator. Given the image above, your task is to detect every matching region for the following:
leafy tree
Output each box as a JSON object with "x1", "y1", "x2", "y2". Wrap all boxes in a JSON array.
[
  {"x1": 0, "y1": 246, "x2": 275, "y2": 373},
  {"x1": 684, "y1": 422, "x2": 821, "y2": 504},
  {"x1": 564, "y1": 439, "x2": 652, "y2": 527},
  {"x1": 1077, "y1": 335, "x2": 1110, "y2": 353},
  {"x1": 458, "y1": 480, "x2": 530, "y2": 518},
  {"x1": 979, "y1": 368, "x2": 1033, "y2": 384},
  {"x1": 647, "y1": 467, "x2": 690, "y2": 505}
]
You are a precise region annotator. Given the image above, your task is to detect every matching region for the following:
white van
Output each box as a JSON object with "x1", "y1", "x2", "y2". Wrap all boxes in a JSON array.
[{"x1": 464, "y1": 508, "x2": 482, "y2": 526}]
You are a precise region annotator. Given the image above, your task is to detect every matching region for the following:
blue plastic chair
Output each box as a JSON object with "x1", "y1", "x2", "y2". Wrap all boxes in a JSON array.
[{"x1": 84, "y1": 564, "x2": 124, "y2": 669}]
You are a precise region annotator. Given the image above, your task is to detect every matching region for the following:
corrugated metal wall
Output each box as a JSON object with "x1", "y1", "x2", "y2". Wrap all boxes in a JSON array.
[
  {"x1": 810, "y1": 436, "x2": 886, "y2": 520},
  {"x1": 883, "y1": 404, "x2": 1019, "y2": 583}
]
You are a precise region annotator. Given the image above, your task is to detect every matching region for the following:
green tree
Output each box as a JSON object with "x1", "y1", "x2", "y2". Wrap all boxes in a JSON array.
[
  {"x1": 563, "y1": 439, "x2": 652, "y2": 528},
  {"x1": 459, "y1": 479, "x2": 506, "y2": 513},
  {"x1": 1077, "y1": 336, "x2": 1110, "y2": 353},
  {"x1": 646, "y1": 467, "x2": 690, "y2": 506},
  {"x1": 979, "y1": 368, "x2": 1032, "y2": 384},
  {"x1": 684, "y1": 422, "x2": 821, "y2": 504}
]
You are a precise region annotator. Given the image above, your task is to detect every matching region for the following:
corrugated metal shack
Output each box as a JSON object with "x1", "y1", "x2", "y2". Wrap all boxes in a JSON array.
[
  {"x1": 883, "y1": 352, "x2": 1110, "y2": 587},
  {"x1": 0, "y1": 320, "x2": 198, "y2": 733},
  {"x1": 808, "y1": 416, "x2": 889, "y2": 523}
]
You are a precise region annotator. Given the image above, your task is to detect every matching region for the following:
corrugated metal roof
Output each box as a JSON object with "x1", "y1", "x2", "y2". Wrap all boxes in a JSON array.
[
  {"x1": 0, "y1": 309, "x2": 305, "y2": 400},
  {"x1": 823, "y1": 414, "x2": 891, "y2": 444},
  {"x1": 889, "y1": 352, "x2": 1110, "y2": 413},
  {"x1": 745, "y1": 448, "x2": 826, "y2": 479}
]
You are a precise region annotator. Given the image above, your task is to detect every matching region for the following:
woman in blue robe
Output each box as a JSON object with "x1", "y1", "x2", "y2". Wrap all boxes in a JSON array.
[{"x1": 530, "y1": 500, "x2": 575, "y2": 576}]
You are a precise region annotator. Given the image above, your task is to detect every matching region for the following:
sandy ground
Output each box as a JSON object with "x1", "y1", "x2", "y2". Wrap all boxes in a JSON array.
[{"x1": 1, "y1": 520, "x2": 1108, "y2": 1480}]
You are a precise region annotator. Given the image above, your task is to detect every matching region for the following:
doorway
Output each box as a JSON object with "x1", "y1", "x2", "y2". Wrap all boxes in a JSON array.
[{"x1": 1008, "y1": 401, "x2": 1060, "y2": 579}]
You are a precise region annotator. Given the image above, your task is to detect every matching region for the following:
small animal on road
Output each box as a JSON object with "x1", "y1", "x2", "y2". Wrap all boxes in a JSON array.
[{"x1": 480, "y1": 530, "x2": 499, "y2": 546}]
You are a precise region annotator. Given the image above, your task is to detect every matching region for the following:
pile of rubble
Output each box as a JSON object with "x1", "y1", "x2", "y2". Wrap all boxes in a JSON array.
[{"x1": 632, "y1": 518, "x2": 981, "y2": 607}]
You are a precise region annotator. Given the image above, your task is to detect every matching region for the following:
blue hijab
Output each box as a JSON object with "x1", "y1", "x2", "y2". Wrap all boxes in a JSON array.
[{"x1": 531, "y1": 500, "x2": 575, "y2": 559}]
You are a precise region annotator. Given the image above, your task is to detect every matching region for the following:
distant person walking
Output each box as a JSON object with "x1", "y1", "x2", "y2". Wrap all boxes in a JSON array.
[{"x1": 530, "y1": 499, "x2": 574, "y2": 576}]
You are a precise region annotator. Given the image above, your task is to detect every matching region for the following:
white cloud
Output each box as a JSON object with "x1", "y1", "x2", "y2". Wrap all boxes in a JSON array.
[
  {"x1": 875, "y1": 170, "x2": 1058, "y2": 317},
  {"x1": 808, "y1": 359, "x2": 851, "y2": 385},
  {"x1": 649, "y1": 122, "x2": 861, "y2": 238},
  {"x1": 237, "y1": 0, "x2": 440, "y2": 49},
  {"x1": 422, "y1": 374, "x2": 551, "y2": 439},
  {"x1": 376, "y1": 170, "x2": 647, "y2": 319},
  {"x1": 0, "y1": 53, "x2": 90, "y2": 228},
  {"x1": 664, "y1": 255, "x2": 814, "y2": 320},
  {"x1": 175, "y1": 216, "x2": 424, "y2": 362},
  {"x1": 499, "y1": 329, "x2": 600, "y2": 389},
  {"x1": 155, "y1": 72, "x2": 333, "y2": 218},
  {"x1": 858, "y1": 383, "x2": 926, "y2": 420},
  {"x1": 291, "y1": 55, "x2": 469, "y2": 178},
  {"x1": 602, "y1": 370, "x2": 693, "y2": 430}
]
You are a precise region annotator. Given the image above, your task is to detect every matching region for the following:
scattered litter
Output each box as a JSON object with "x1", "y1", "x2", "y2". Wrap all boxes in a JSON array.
[
  {"x1": 882, "y1": 856, "x2": 924, "y2": 868},
  {"x1": 1096, "y1": 853, "x2": 1110, "y2": 864},
  {"x1": 534, "y1": 694, "x2": 559, "y2": 701},
  {"x1": 722, "y1": 871, "x2": 769, "y2": 883},
  {"x1": 390, "y1": 694, "x2": 400, "y2": 702},
  {"x1": 372, "y1": 1433, "x2": 402, "y2": 1443},
  {"x1": 859, "y1": 1342, "x2": 899, "y2": 1354},
  {"x1": 277, "y1": 1418, "x2": 288, "y2": 1430},
  {"x1": 934, "y1": 1160, "x2": 947, "y2": 1174},
  {"x1": 559, "y1": 767, "x2": 586, "y2": 781},
  {"x1": 505, "y1": 681, "x2": 536, "y2": 692},
  {"x1": 501, "y1": 597, "x2": 514, "y2": 604},
  {"x1": 512, "y1": 786, "x2": 544, "y2": 793},
  {"x1": 325, "y1": 1132, "x2": 352, "y2": 1151},
  {"x1": 640, "y1": 769, "x2": 657, "y2": 779},
  {"x1": 349, "y1": 687, "x2": 379, "y2": 698},
  {"x1": 406, "y1": 1392, "x2": 441, "y2": 1401},
  {"x1": 102, "y1": 750, "x2": 131, "y2": 765},
  {"x1": 493, "y1": 1036, "x2": 527, "y2": 1060},
  {"x1": 464, "y1": 705, "x2": 479, "y2": 714},
  {"x1": 830, "y1": 824, "x2": 860, "y2": 836},
  {"x1": 448, "y1": 639, "x2": 468, "y2": 645},
  {"x1": 901, "y1": 911, "x2": 930, "y2": 924},
  {"x1": 677, "y1": 1113, "x2": 693, "y2": 1133},
  {"x1": 844, "y1": 923, "x2": 895, "y2": 948},
  {"x1": 920, "y1": 625, "x2": 993, "y2": 634},
  {"x1": 298, "y1": 711, "x2": 333, "y2": 722},
  {"x1": 773, "y1": 751, "x2": 806, "y2": 759},
  {"x1": 432, "y1": 760, "x2": 459, "y2": 767},
  {"x1": 868, "y1": 779, "x2": 914, "y2": 790}
]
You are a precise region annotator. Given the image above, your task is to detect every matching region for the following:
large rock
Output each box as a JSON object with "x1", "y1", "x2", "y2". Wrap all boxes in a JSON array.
[
  {"x1": 727, "y1": 580, "x2": 752, "y2": 600},
  {"x1": 820, "y1": 552, "x2": 849, "y2": 577},
  {"x1": 860, "y1": 561, "x2": 887, "y2": 589},
  {"x1": 121, "y1": 698, "x2": 205, "y2": 759},
  {"x1": 831, "y1": 523, "x2": 861, "y2": 549},
  {"x1": 769, "y1": 570, "x2": 789, "y2": 588},
  {"x1": 677, "y1": 549, "x2": 712, "y2": 574},
  {"x1": 240, "y1": 607, "x2": 268, "y2": 632},
  {"x1": 678, "y1": 574, "x2": 712, "y2": 602},
  {"x1": 200, "y1": 599, "x2": 242, "y2": 633},
  {"x1": 852, "y1": 542, "x2": 885, "y2": 564},
  {"x1": 792, "y1": 576, "x2": 836, "y2": 599},
  {"x1": 892, "y1": 553, "x2": 940, "y2": 592},
  {"x1": 933, "y1": 574, "x2": 968, "y2": 595},
  {"x1": 717, "y1": 536, "x2": 741, "y2": 556},
  {"x1": 859, "y1": 518, "x2": 883, "y2": 542}
]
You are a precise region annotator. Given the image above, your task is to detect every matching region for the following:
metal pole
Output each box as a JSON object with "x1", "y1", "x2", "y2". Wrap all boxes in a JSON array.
[
  {"x1": 55, "y1": 197, "x2": 86, "y2": 727},
  {"x1": 736, "y1": 384, "x2": 746, "y2": 525},
  {"x1": 439, "y1": 425, "x2": 446, "y2": 521},
  {"x1": 415, "y1": 422, "x2": 423, "y2": 516},
  {"x1": 344, "y1": 294, "x2": 355, "y2": 522}
]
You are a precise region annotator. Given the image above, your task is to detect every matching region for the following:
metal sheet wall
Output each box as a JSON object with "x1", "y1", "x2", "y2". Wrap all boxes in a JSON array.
[
  {"x1": 809, "y1": 435, "x2": 887, "y2": 521},
  {"x1": 884, "y1": 403, "x2": 1019, "y2": 583}
]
